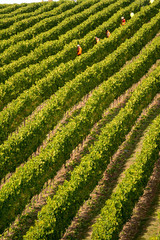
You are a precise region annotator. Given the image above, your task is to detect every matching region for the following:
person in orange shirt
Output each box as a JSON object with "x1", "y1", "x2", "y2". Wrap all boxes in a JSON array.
[
  {"x1": 106, "y1": 29, "x2": 111, "y2": 38},
  {"x1": 95, "y1": 36, "x2": 100, "y2": 43},
  {"x1": 121, "y1": 16, "x2": 126, "y2": 25},
  {"x1": 77, "y1": 44, "x2": 82, "y2": 56}
]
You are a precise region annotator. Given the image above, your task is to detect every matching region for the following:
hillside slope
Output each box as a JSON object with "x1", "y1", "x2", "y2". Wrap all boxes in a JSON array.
[{"x1": 0, "y1": 0, "x2": 159, "y2": 239}]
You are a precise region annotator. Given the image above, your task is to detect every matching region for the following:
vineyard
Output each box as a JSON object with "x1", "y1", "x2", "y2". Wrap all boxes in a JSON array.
[{"x1": 0, "y1": 0, "x2": 160, "y2": 239}]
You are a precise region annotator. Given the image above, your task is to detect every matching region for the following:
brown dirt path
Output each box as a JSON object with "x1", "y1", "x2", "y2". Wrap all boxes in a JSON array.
[
  {"x1": 61, "y1": 94, "x2": 160, "y2": 240},
  {"x1": 119, "y1": 156, "x2": 160, "y2": 240},
  {"x1": 0, "y1": 83, "x2": 130, "y2": 240}
]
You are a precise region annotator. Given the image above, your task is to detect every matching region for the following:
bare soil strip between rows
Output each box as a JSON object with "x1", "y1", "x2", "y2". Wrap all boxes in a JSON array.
[
  {"x1": 1, "y1": 82, "x2": 131, "y2": 240},
  {"x1": 1, "y1": 58, "x2": 159, "y2": 239},
  {"x1": 0, "y1": 91, "x2": 91, "y2": 190},
  {"x1": 119, "y1": 155, "x2": 160, "y2": 240},
  {"x1": 61, "y1": 93, "x2": 160, "y2": 240}
]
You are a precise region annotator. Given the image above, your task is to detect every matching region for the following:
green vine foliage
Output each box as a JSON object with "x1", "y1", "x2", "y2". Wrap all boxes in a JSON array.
[
  {"x1": 0, "y1": 36, "x2": 159, "y2": 235},
  {"x1": 23, "y1": 64, "x2": 160, "y2": 240},
  {"x1": 92, "y1": 109, "x2": 160, "y2": 240}
]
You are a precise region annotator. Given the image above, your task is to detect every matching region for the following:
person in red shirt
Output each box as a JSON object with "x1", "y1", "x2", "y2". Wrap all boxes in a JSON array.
[
  {"x1": 95, "y1": 36, "x2": 100, "y2": 43},
  {"x1": 77, "y1": 44, "x2": 82, "y2": 56},
  {"x1": 121, "y1": 16, "x2": 126, "y2": 25},
  {"x1": 106, "y1": 29, "x2": 111, "y2": 38}
]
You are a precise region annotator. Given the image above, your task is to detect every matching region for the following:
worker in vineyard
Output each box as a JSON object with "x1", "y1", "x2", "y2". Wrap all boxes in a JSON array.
[
  {"x1": 77, "y1": 44, "x2": 82, "y2": 56},
  {"x1": 130, "y1": 12, "x2": 134, "y2": 18},
  {"x1": 106, "y1": 29, "x2": 111, "y2": 38},
  {"x1": 95, "y1": 36, "x2": 100, "y2": 43},
  {"x1": 121, "y1": 16, "x2": 126, "y2": 25}
]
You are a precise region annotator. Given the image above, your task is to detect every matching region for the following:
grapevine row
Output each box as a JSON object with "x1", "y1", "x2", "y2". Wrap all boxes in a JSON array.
[
  {"x1": 0, "y1": 0, "x2": 137, "y2": 67},
  {"x1": 0, "y1": 11, "x2": 159, "y2": 148},
  {"x1": 0, "y1": 0, "x2": 99, "y2": 41},
  {"x1": 0, "y1": 2, "x2": 42, "y2": 19},
  {"x1": 92, "y1": 112, "x2": 160, "y2": 240},
  {"x1": 0, "y1": 4, "x2": 11, "y2": 10},
  {"x1": 0, "y1": 0, "x2": 76, "y2": 40},
  {"x1": 0, "y1": 12, "x2": 159, "y2": 177},
  {"x1": 0, "y1": 3, "x2": 27, "y2": 15},
  {"x1": 0, "y1": 0, "x2": 144, "y2": 83},
  {"x1": 0, "y1": 1, "x2": 67, "y2": 30},
  {"x1": 1, "y1": 0, "x2": 159, "y2": 110},
  {"x1": 0, "y1": 95, "x2": 130, "y2": 240},
  {"x1": 0, "y1": 36, "x2": 159, "y2": 232},
  {"x1": 23, "y1": 64, "x2": 160, "y2": 240},
  {"x1": 1, "y1": 0, "x2": 151, "y2": 83},
  {"x1": 59, "y1": 93, "x2": 160, "y2": 240},
  {"x1": 1, "y1": 1, "x2": 159, "y2": 238}
]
